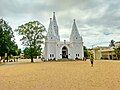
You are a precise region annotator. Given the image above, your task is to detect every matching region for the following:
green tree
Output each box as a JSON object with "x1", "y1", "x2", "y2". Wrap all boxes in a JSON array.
[
  {"x1": 23, "y1": 47, "x2": 31, "y2": 59},
  {"x1": 18, "y1": 49, "x2": 21, "y2": 56},
  {"x1": 9, "y1": 42, "x2": 18, "y2": 56},
  {"x1": 83, "y1": 46, "x2": 89, "y2": 58},
  {"x1": 15, "y1": 21, "x2": 46, "y2": 62},
  {"x1": 109, "y1": 40, "x2": 115, "y2": 47},
  {"x1": 114, "y1": 47, "x2": 120, "y2": 60},
  {"x1": 0, "y1": 18, "x2": 16, "y2": 62},
  {"x1": 23, "y1": 47, "x2": 42, "y2": 59}
]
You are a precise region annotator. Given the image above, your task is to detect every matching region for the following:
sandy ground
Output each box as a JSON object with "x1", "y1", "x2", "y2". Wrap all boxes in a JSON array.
[{"x1": 0, "y1": 60, "x2": 120, "y2": 90}]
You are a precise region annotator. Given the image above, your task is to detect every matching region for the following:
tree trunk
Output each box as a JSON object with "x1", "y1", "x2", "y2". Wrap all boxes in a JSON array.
[
  {"x1": 31, "y1": 56, "x2": 34, "y2": 63},
  {"x1": 6, "y1": 55, "x2": 8, "y2": 62}
]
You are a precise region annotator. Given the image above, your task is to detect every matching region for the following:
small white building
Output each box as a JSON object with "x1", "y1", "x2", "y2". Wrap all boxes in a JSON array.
[{"x1": 44, "y1": 12, "x2": 84, "y2": 60}]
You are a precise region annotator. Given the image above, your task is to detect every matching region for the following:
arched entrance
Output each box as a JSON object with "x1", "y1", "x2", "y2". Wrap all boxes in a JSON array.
[{"x1": 62, "y1": 46, "x2": 68, "y2": 59}]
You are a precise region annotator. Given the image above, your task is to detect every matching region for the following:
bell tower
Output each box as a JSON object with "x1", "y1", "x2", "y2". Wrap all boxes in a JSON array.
[{"x1": 70, "y1": 19, "x2": 84, "y2": 59}]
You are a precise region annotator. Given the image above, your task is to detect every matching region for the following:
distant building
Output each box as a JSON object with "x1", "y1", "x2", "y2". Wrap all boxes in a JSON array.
[
  {"x1": 43, "y1": 12, "x2": 84, "y2": 60},
  {"x1": 20, "y1": 53, "x2": 24, "y2": 59},
  {"x1": 89, "y1": 46, "x2": 117, "y2": 60},
  {"x1": 115, "y1": 41, "x2": 120, "y2": 48}
]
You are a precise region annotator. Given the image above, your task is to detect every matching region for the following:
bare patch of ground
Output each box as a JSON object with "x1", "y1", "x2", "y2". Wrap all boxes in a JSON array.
[{"x1": 0, "y1": 60, "x2": 120, "y2": 90}]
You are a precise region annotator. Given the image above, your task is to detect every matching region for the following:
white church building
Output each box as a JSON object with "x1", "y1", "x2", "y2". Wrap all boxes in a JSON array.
[{"x1": 44, "y1": 12, "x2": 84, "y2": 60}]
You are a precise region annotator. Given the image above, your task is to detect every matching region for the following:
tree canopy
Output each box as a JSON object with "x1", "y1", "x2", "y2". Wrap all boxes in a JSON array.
[
  {"x1": 114, "y1": 47, "x2": 120, "y2": 60},
  {"x1": 109, "y1": 40, "x2": 115, "y2": 47},
  {"x1": 0, "y1": 18, "x2": 18, "y2": 61},
  {"x1": 15, "y1": 21, "x2": 46, "y2": 62},
  {"x1": 83, "y1": 46, "x2": 89, "y2": 58}
]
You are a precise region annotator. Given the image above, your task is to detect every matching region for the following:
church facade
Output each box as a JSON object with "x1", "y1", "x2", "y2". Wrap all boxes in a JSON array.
[{"x1": 44, "y1": 12, "x2": 84, "y2": 60}]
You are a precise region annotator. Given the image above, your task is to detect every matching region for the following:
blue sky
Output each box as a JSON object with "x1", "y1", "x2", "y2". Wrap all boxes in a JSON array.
[{"x1": 0, "y1": 0, "x2": 120, "y2": 49}]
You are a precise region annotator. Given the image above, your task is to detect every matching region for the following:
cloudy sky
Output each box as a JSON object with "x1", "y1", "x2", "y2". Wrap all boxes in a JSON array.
[{"x1": 0, "y1": 0, "x2": 120, "y2": 49}]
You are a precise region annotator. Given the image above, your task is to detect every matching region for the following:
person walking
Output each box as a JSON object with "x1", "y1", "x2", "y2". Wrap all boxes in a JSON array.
[{"x1": 90, "y1": 54, "x2": 94, "y2": 67}]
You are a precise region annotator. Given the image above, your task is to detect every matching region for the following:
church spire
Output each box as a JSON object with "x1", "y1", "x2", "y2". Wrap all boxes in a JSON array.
[
  {"x1": 52, "y1": 12, "x2": 60, "y2": 40},
  {"x1": 47, "y1": 18, "x2": 56, "y2": 38},
  {"x1": 70, "y1": 19, "x2": 82, "y2": 42},
  {"x1": 53, "y1": 12, "x2": 56, "y2": 21},
  {"x1": 53, "y1": 12, "x2": 57, "y2": 26},
  {"x1": 72, "y1": 19, "x2": 78, "y2": 33}
]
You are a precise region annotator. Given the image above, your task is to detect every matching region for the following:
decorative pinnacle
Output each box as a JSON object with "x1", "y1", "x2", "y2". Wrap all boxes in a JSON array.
[
  {"x1": 53, "y1": 12, "x2": 56, "y2": 17},
  {"x1": 73, "y1": 19, "x2": 75, "y2": 22}
]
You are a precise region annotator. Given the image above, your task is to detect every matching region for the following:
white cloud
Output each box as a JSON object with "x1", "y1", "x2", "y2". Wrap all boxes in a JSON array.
[{"x1": 0, "y1": 0, "x2": 120, "y2": 49}]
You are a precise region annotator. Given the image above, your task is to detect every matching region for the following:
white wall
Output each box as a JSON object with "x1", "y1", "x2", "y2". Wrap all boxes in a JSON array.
[
  {"x1": 44, "y1": 41, "x2": 84, "y2": 60},
  {"x1": 46, "y1": 42, "x2": 56, "y2": 60}
]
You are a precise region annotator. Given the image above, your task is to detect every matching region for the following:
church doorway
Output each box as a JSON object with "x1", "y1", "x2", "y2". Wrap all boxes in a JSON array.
[{"x1": 62, "y1": 46, "x2": 68, "y2": 59}]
